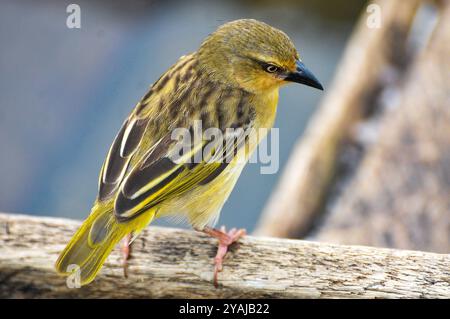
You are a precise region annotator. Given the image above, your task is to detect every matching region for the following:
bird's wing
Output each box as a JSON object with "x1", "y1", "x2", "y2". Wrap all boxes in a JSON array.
[
  {"x1": 96, "y1": 54, "x2": 255, "y2": 222},
  {"x1": 97, "y1": 54, "x2": 197, "y2": 203},
  {"x1": 112, "y1": 123, "x2": 251, "y2": 222}
]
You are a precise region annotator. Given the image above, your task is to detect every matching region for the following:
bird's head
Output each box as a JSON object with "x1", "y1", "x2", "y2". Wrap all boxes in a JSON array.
[{"x1": 197, "y1": 19, "x2": 323, "y2": 93}]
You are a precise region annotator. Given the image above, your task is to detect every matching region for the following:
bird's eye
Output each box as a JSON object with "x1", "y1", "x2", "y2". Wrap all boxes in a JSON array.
[{"x1": 265, "y1": 64, "x2": 279, "y2": 73}]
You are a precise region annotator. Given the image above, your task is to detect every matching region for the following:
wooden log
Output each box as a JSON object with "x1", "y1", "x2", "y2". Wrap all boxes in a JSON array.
[
  {"x1": 0, "y1": 212, "x2": 449, "y2": 298},
  {"x1": 254, "y1": 0, "x2": 420, "y2": 238}
]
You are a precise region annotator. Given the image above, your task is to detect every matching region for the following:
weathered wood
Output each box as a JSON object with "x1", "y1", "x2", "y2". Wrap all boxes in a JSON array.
[
  {"x1": 0, "y1": 212, "x2": 449, "y2": 298},
  {"x1": 314, "y1": 1, "x2": 450, "y2": 253},
  {"x1": 254, "y1": 0, "x2": 420, "y2": 238}
]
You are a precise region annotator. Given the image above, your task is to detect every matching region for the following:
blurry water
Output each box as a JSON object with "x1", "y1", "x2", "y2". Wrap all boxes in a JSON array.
[{"x1": 0, "y1": 0, "x2": 363, "y2": 230}]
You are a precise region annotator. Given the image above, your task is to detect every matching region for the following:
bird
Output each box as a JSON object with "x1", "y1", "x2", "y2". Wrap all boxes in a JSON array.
[{"x1": 55, "y1": 18, "x2": 323, "y2": 287}]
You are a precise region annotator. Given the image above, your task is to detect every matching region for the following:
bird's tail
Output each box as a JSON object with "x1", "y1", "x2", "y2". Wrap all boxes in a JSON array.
[{"x1": 55, "y1": 204, "x2": 153, "y2": 286}]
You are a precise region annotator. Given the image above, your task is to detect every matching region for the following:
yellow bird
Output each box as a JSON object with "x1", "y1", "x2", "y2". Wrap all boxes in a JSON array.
[{"x1": 55, "y1": 19, "x2": 323, "y2": 286}]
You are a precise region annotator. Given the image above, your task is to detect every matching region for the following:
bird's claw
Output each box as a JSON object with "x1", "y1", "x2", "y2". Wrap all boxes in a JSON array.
[
  {"x1": 205, "y1": 226, "x2": 246, "y2": 287},
  {"x1": 122, "y1": 233, "x2": 132, "y2": 278}
]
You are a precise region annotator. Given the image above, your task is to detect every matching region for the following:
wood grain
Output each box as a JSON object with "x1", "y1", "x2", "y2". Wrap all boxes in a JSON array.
[{"x1": 0, "y1": 213, "x2": 449, "y2": 298}]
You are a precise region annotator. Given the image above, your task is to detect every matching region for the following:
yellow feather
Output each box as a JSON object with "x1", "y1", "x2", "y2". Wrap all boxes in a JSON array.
[{"x1": 55, "y1": 203, "x2": 154, "y2": 285}]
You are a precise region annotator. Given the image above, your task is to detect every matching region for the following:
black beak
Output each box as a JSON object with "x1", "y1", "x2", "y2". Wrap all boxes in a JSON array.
[{"x1": 285, "y1": 60, "x2": 323, "y2": 91}]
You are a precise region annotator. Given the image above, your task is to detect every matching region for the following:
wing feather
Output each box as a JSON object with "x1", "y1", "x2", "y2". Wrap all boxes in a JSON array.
[
  {"x1": 98, "y1": 115, "x2": 149, "y2": 201},
  {"x1": 113, "y1": 124, "x2": 253, "y2": 222}
]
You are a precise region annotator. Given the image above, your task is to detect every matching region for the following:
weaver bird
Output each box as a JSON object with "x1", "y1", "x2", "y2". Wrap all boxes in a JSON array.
[{"x1": 55, "y1": 19, "x2": 323, "y2": 286}]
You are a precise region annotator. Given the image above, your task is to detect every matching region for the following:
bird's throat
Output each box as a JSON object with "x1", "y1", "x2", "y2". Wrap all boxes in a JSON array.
[{"x1": 254, "y1": 88, "x2": 279, "y2": 130}]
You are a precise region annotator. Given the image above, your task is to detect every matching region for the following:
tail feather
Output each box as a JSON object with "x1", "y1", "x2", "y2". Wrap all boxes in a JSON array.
[{"x1": 56, "y1": 207, "x2": 131, "y2": 286}]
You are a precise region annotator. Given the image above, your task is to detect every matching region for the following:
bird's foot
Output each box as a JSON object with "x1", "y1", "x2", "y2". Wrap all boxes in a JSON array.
[
  {"x1": 202, "y1": 226, "x2": 246, "y2": 287},
  {"x1": 122, "y1": 233, "x2": 133, "y2": 278}
]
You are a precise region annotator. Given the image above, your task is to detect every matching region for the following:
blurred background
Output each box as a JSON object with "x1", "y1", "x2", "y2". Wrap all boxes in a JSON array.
[{"x1": 0, "y1": 0, "x2": 365, "y2": 230}]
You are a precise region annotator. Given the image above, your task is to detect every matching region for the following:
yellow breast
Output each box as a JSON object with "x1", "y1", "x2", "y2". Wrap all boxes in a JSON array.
[{"x1": 254, "y1": 87, "x2": 279, "y2": 130}]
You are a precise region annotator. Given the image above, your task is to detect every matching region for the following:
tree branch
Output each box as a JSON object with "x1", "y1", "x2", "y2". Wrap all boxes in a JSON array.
[{"x1": 0, "y1": 213, "x2": 449, "y2": 298}]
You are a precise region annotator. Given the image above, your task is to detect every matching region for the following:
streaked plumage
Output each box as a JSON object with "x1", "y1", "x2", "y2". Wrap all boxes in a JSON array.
[{"x1": 56, "y1": 19, "x2": 323, "y2": 285}]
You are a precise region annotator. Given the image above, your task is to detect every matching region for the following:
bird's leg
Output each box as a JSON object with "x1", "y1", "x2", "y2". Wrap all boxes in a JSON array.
[
  {"x1": 121, "y1": 233, "x2": 132, "y2": 278},
  {"x1": 202, "y1": 226, "x2": 246, "y2": 287}
]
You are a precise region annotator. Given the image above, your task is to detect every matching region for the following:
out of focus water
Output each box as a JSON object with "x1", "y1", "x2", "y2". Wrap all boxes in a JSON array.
[{"x1": 0, "y1": 0, "x2": 364, "y2": 230}]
